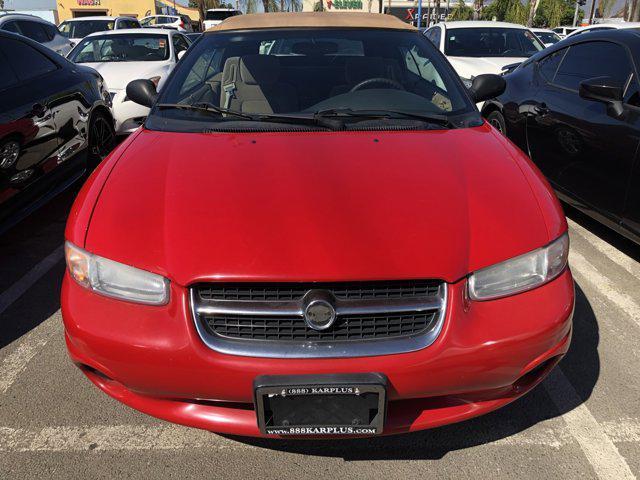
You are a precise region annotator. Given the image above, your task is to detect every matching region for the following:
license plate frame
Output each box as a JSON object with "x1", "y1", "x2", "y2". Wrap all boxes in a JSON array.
[{"x1": 254, "y1": 373, "x2": 387, "y2": 436}]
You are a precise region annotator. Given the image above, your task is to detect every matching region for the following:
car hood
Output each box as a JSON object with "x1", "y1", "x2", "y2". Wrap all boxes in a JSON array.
[
  {"x1": 81, "y1": 61, "x2": 170, "y2": 91},
  {"x1": 85, "y1": 126, "x2": 551, "y2": 285},
  {"x1": 448, "y1": 56, "x2": 526, "y2": 78}
]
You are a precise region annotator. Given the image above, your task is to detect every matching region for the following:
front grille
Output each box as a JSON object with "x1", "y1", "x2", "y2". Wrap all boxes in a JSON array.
[
  {"x1": 190, "y1": 280, "x2": 447, "y2": 358},
  {"x1": 197, "y1": 280, "x2": 441, "y2": 301},
  {"x1": 203, "y1": 311, "x2": 437, "y2": 341}
]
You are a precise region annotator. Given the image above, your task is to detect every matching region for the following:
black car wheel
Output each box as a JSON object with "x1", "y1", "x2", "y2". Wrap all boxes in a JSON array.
[
  {"x1": 0, "y1": 138, "x2": 20, "y2": 169},
  {"x1": 88, "y1": 112, "x2": 116, "y2": 164},
  {"x1": 487, "y1": 111, "x2": 507, "y2": 135}
]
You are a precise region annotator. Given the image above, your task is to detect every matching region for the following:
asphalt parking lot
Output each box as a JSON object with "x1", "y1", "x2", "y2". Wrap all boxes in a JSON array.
[{"x1": 0, "y1": 189, "x2": 639, "y2": 480}]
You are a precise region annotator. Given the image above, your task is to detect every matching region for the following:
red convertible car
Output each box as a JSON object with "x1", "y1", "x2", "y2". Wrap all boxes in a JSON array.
[{"x1": 62, "y1": 13, "x2": 574, "y2": 437}]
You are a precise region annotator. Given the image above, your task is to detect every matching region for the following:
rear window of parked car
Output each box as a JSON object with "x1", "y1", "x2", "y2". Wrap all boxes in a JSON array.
[
  {"x1": 69, "y1": 34, "x2": 170, "y2": 63},
  {"x1": 59, "y1": 20, "x2": 115, "y2": 39},
  {"x1": 0, "y1": 38, "x2": 57, "y2": 81},
  {"x1": 445, "y1": 27, "x2": 544, "y2": 57},
  {"x1": 541, "y1": 41, "x2": 633, "y2": 91},
  {"x1": 2, "y1": 20, "x2": 52, "y2": 43}
]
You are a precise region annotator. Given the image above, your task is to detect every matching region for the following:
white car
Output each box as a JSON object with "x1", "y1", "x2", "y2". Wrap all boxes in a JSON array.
[
  {"x1": 203, "y1": 9, "x2": 242, "y2": 30},
  {"x1": 530, "y1": 28, "x2": 562, "y2": 47},
  {"x1": 140, "y1": 15, "x2": 193, "y2": 33},
  {"x1": 565, "y1": 22, "x2": 640, "y2": 38},
  {"x1": 424, "y1": 21, "x2": 545, "y2": 87},
  {"x1": 58, "y1": 16, "x2": 140, "y2": 46},
  {"x1": 67, "y1": 29, "x2": 191, "y2": 135},
  {"x1": 0, "y1": 13, "x2": 72, "y2": 55},
  {"x1": 552, "y1": 26, "x2": 577, "y2": 38}
]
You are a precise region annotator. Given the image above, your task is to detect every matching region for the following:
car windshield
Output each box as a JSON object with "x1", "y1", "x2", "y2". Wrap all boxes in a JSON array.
[
  {"x1": 59, "y1": 20, "x2": 115, "y2": 38},
  {"x1": 444, "y1": 27, "x2": 545, "y2": 57},
  {"x1": 206, "y1": 10, "x2": 237, "y2": 20},
  {"x1": 149, "y1": 28, "x2": 476, "y2": 132},
  {"x1": 69, "y1": 33, "x2": 170, "y2": 63},
  {"x1": 536, "y1": 32, "x2": 561, "y2": 44}
]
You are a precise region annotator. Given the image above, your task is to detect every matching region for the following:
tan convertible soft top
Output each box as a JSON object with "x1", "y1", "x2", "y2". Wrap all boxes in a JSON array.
[{"x1": 205, "y1": 12, "x2": 416, "y2": 32}]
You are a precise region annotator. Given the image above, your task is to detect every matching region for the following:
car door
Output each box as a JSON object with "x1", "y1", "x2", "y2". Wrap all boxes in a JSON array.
[
  {"x1": 525, "y1": 40, "x2": 639, "y2": 222},
  {"x1": 0, "y1": 36, "x2": 63, "y2": 216}
]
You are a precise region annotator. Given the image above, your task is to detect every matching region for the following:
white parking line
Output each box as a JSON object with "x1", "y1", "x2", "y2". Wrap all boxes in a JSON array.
[
  {"x1": 0, "y1": 312, "x2": 61, "y2": 395},
  {"x1": 544, "y1": 368, "x2": 636, "y2": 480},
  {"x1": 569, "y1": 219, "x2": 640, "y2": 279},
  {"x1": 0, "y1": 245, "x2": 64, "y2": 315},
  {"x1": 569, "y1": 250, "x2": 640, "y2": 329}
]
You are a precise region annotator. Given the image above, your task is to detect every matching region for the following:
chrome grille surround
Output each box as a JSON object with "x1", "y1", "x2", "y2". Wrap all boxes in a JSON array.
[{"x1": 190, "y1": 282, "x2": 447, "y2": 358}]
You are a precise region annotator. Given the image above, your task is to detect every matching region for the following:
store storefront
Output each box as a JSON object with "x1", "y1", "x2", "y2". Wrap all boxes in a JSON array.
[{"x1": 56, "y1": 0, "x2": 199, "y2": 23}]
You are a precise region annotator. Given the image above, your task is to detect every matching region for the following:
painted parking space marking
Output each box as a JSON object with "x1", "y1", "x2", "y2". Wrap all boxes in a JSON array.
[
  {"x1": 0, "y1": 245, "x2": 64, "y2": 316},
  {"x1": 544, "y1": 368, "x2": 636, "y2": 480},
  {"x1": 569, "y1": 251, "x2": 640, "y2": 328},
  {"x1": 568, "y1": 219, "x2": 640, "y2": 279},
  {"x1": 0, "y1": 312, "x2": 61, "y2": 395}
]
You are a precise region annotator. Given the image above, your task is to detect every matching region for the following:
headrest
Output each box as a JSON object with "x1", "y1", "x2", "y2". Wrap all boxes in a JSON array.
[
  {"x1": 345, "y1": 56, "x2": 389, "y2": 84},
  {"x1": 240, "y1": 54, "x2": 280, "y2": 86}
]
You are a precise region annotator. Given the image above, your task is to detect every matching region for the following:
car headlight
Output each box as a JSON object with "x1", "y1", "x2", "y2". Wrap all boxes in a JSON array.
[
  {"x1": 65, "y1": 241, "x2": 169, "y2": 305},
  {"x1": 468, "y1": 233, "x2": 569, "y2": 301}
]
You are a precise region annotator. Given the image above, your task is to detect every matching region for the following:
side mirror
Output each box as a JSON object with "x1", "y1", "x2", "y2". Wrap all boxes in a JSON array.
[
  {"x1": 579, "y1": 76, "x2": 625, "y2": 118},
  {"x1": 126, "y1": 79, "x2": 158, "y2": 108},
  {"x1": 177, "y1": 49, "x2": 187, "y2": 60},
  {"x1": 468, "y1": 74, "x2": 506, "y2": 103}
]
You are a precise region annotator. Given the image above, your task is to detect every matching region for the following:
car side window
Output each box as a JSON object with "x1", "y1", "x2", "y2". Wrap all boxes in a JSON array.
[
  {"x1": 0, "y1": 49, "x2": 19, "y2": 91},
  {"x1": 537, "y1": 48, "x2": 567, "y2": 82},
  {"x1": 553, "y1": 41, "x2": 632, "y2": 91},
  {"x1": 40, "y1": 23, "x2": 58, "y2": 41},
  {"x1": 16, "y1": 21, "x2": 49, "y2": 43},
  {"x1": 0, "y1": 38, "x2": 57, "y2": 81},
  {"x1": 431, "y1": 27, "x2": 441, "y2": 48},
  {"x1": 2, "y1": 21, "x2": 21, "y2": 34},
  {"x1": 173, "y1": 34, "x2": 190, "y2": 57}
]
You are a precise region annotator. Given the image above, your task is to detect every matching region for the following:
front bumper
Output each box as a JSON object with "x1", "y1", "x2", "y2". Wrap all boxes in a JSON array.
[
  {"x1": 62, "y1": 269, "x2": 574, "y2": 437},
  {"x1": 110, "y1": 90, "x2": 150, "y2": 135}
]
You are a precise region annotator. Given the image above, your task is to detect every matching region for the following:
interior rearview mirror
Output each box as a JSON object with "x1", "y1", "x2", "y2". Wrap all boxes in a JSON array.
[
  {"x1": 468, "y1": 74, "x2": 507, "y2": 104},
  {"x1": 579, "y1": 76, "x2": 625, "y2": 118},
  {"x1": 126, "y1": 79, "x2": 158, "y2": 108}
]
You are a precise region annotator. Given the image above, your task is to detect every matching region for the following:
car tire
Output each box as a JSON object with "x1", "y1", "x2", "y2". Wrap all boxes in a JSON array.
[
  {"x1": 0, "y1": 137, "x2": 21, "y2": 169},
  {"x1": 487, "y1": 111, "x2": 507, "y2": 135},
  {"x1": 88, "y1": 111, "x2": 116, "y2": 166}
]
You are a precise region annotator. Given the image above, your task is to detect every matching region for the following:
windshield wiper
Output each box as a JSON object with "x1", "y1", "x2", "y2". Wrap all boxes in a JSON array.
[
  {"x1": 314, "y1": 108, "x2": 455, "y2": 128},
  {"x1": 156, "y1": 102, "x2": 254, "y2": 120}
]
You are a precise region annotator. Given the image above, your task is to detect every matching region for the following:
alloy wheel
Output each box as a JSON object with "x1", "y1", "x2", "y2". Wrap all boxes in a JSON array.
[
  {"x1": 90, "y1": 116, "x2": 116, "y2": 160},
  {"x1": 0, "y1": 140, "x2": 20, "y2": 169}
]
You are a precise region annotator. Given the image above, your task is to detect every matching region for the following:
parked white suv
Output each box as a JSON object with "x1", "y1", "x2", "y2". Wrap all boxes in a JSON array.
[
  {"x1": 140, "y1": 15, "x2": 193, "y2": 33},
  {"x1": 0, "y1": 13, "x2": 72, "y2": 55},
  {"x1": 58, "y1": 16, "x2": 140, "y2": 46},
  {"x1": 203, "y1": 9, "x2": 242, "y2": 30},
  {"x1": 424, "y1": 21, "x2": 545, "y2": 87}
]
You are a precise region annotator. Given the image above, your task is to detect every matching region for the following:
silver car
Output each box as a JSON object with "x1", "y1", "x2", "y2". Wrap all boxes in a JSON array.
[{"x1": 0, "y1": 13, "x2": 72, "y2": 56}]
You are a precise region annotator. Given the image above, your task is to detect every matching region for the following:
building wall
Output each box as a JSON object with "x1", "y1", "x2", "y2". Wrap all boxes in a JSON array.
[{"x1": 56, "y1": 0, "x2": 157, "y2": 21}]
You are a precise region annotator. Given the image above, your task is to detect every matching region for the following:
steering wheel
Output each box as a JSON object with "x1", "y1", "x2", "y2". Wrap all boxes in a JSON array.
[{"x1": 350, "y1": 77, "x2": 405, "y2": 93}]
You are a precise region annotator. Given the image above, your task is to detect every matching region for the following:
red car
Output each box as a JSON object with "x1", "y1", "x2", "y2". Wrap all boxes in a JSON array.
[{"x1": 62, "y1": 13, "x2": 574, "y2": 438}]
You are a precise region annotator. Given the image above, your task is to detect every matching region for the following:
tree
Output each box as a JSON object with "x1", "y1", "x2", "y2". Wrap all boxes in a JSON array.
[
  {"x1": 527, "y1": 0, "x2": 541, "y2": 26},
  {"x1": 449, "y1": 0, "x2": 474, "y2": 20},
  {"x1": 533, "y1": 0, "x2": 581, "y2": 27},
  {"x1": 598, "y1": 0, "x2": 615, "y2": 18}
]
